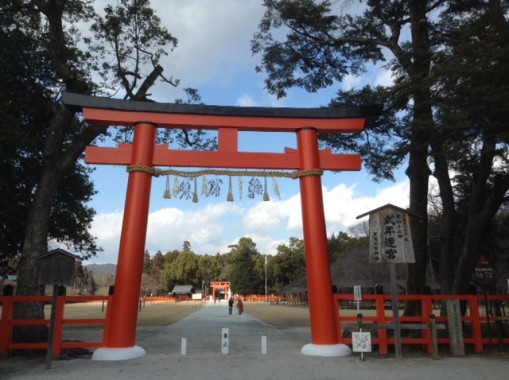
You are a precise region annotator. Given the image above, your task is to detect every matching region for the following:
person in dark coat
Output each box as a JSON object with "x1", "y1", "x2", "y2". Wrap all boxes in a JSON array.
[{"x1": 228, "y1": 297, "x2": 234, "y2": 315}]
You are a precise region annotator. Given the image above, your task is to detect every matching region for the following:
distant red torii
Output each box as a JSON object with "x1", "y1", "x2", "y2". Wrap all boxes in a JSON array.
[
  {"x1": 63, "y1": 92, "x2": 375, "y2": 360},
  {"x1": 210, "y1": 281, "x2": 231, "y2": 301}
]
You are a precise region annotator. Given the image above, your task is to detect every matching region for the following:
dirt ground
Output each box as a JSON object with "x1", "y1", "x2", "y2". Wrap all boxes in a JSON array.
[
  {"x1": 3, "y1": 301, "x2": 509, "y2": 380},
  {"x1": 244, "y1": 302, "x2": 310, "y2": 326},
  {"x1": 53, "y1": 300, "x2": 311, "y2": 327}
]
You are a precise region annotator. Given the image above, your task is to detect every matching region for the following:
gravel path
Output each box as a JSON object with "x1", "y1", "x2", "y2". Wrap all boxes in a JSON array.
[{"x1": 1, "y1": 302, "x2": 508, "y2": 379}]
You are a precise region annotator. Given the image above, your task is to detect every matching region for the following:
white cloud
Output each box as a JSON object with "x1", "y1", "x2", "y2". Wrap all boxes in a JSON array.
[
  {"x1": 88, "y1": 162, "x2": 413, "y2": 265},
  {"x1": 375, "y1": 69, "x2": 395, "y2": 87},
  {"x1": 271, "y1": 180, "x2": 409, "y2": 235},
  {"x1": 236, "y1": 94, "x2": 258, "y2": 107},
  {"x1": 243, "y1": 201, "x2": 286, "y2": 231},
  {"x1": 340, "y1": 67, "x2": 394, "y2": 91},
  {"x1": 79, "y1": 1, "x2": 266, "y2": 103},
  {"x1": 155, "y1": 1, "x2": 265, "y2": 86},
  {"x1": 315, "y1": 181, "x2": 408, "y2": 231},
  {"x1": 88, "y1": 210, "x2": 124, "y2": 263},
  {"x1": 87, "y1": 178, "x2": 410, "y2": 264},
  {"x1": 342, "y1": 74, "x2": 363, "y2": 91},
  {"x1": 145, "y1": 203, "x2": 243, "y2": 253}
]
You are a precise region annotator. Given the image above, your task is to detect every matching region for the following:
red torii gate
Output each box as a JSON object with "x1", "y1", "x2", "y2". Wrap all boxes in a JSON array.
[
  {"x1": 210, "y1": 281, "x2": 231, "y2": 301},
  {"x1": 63, "y1": 93, "x2": 371, "y2": 360}
]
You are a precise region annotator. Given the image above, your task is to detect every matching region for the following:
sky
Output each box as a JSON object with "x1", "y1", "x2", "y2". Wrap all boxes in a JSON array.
[{"x1": 84, "y1": 0, "x2": 409, "y2": 264}]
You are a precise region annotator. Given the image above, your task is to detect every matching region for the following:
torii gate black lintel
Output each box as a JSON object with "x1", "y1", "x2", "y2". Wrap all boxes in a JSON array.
[{"x1": 63, "y1": 92, "x2": 379, "y2": 123}]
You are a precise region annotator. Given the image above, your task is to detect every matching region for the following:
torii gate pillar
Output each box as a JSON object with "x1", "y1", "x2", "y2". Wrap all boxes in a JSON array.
[
  {"x1": 63, "y1": 92, "x2": 376, "y2": 360},
  {"x1": 93, "y1": 122, "x2": 156, "y2": 360},
  {"x1": 297, "y1": 128, "x2": 350, "y2": 356}
]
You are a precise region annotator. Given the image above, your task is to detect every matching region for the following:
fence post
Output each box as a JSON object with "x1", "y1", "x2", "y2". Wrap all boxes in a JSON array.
[
  {"x1": 422, "y1": 296, "x2": 434, "y2": 353},
  {"x1": 0, "y1": 294, "x2": 14, "y2": 357},
  {"x1": 376, "y1": 295, "x2": 388, "y2": 356},
  {"x1": 52, "y1": 286, "x2": 66, "y2": 359},
  {"x1": 469, "y1": 296, "x2": 483, "y2": 353},
  {"x1": 430, "y1": 314, "x2": 439, "y2": 360},
  {"x1": 102, "y1": 289, "x2": 115, "y2": 346}
]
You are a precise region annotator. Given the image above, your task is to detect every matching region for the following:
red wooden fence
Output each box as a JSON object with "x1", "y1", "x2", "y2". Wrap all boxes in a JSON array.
[
  {"x1": 2, "y1": 293, "x2": 508, "y2": 357},
  {"x1": 0, "y1": 295, "x2": 112, "y2": 357},
  {"x1": 334, "y1": 293, "x2": 509, "y2": 355},
  {"x1": 0, "y1": 294, "x2": 274, "y2": 357}
]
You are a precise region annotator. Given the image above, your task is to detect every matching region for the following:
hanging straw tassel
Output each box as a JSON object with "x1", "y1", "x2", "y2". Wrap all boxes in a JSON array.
[
  {"x1": 263, "y1": 176, "x2": 270, "y2": 201},
  {"x1": 163, "y1": 175, "x2": 171, "y2": 199},
  {"x1": 272, "y1": 177, "x2": 281, "y2": 199},
  {"x1": 192, "y1": 177, "x2": 199, "y2": 203},
  {"x1": 173, "y1": 176, "x2": 180, "y2": 197},
  {"x1": 201, "y1": 175, "x2": 208, "y2": 196},
  {"x1": 238, "y1": 177, "x2": 243, "y2": 200},
  {"x1": 227, "y1": 176, "x2": 234, "y2": 202}
]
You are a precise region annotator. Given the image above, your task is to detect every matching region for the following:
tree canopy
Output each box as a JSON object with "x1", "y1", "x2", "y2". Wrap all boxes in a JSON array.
[
  {"x1": 1, "y1": 0, "x2": 215, "y2": 344},
  {"x1": 225, "y1": 237, "x2": 264, "y2": 295},
  {"x1": 252, "y1": 0, "x2": 509, "y2": 297},
  {"x1": 0, "y1": 1, "x2": 98, "y2": 270}
]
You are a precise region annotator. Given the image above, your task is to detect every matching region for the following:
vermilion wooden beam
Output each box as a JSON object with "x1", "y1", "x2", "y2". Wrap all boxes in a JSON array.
[
  {"x1": 218, "y1": 128, "x2": 238, "y2": 152},
  {"x1": 85, "y1": 144, "x2": 361, "y2": 171}
]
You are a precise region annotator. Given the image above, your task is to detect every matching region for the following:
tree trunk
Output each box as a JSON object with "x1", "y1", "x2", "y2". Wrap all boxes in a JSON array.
[
  {"x1": 405, "y1": 148, "x2": 430, "y2": 297},
  {"x1": 454, "y1": 221, "x2": 483, "y2": 295},
  {"x1": 12, "y1": 1, "x2": 164, "y2": 348},
  {"x1": 404, "y1": 1, "x2": 434, "y2": 315},
  {"x1": 13, "y1": 107, "x2": 73, "y2": 344},
  {"x1": 431, "y1": 147, "x2": 456, "y2": 293},
  {"x1": 453, "y1": 135, "x2": 509, "y2": 294}
]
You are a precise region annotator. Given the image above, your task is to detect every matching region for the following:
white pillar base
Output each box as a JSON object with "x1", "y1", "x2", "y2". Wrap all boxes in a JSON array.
[
  {"x1": 92, "y1": 346, "x2": 146, "y2": 361},
  {"x1": 301, "y1": 343, "x2": 351, "y2": 357}
]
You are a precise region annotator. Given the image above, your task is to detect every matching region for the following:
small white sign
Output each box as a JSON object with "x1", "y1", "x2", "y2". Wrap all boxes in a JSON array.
[
  {"x1": 261, "y1": 336, "x2": 267, "y2": 355},
  {"x1": 221, "y1": 328, "x2": 229, "y2": 355},
  {"x1": 352, "y1": 332, "x2": 372, "y2": 353},
  {"x1": 353, "y1": 285, "x2": 362, "y2": 301},
  {"x1": 180, "y1": 337, "x2": 187, "y2": 356}
]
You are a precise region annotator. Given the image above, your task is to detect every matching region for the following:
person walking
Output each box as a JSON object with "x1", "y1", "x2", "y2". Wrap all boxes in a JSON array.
[
  {"x1": 236, "y1": 298, "x2": 244, "y2": 315},
  {"x1": 228, "y1": 297, "x2": 234, "y2": 315}
]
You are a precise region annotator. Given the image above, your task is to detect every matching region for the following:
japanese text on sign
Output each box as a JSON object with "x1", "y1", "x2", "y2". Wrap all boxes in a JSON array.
[
  {"x1": 369, "y1": 208, "x2": 415, "y2": 263},
  {"x1": 474, "y1": 258, "x2": 494, "y2": 287}
]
